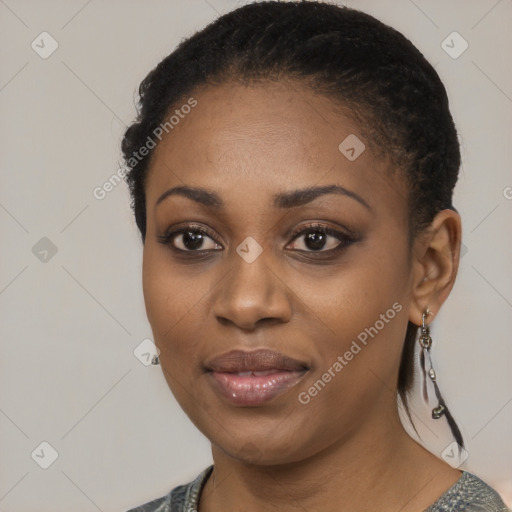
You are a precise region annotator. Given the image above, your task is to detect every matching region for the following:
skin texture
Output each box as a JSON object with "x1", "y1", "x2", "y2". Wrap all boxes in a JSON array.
[{"x1": 142, "y1": 80, "x2": 463, "y2": 511}]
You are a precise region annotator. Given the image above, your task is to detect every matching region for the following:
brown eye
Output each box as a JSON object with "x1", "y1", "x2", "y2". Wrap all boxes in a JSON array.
[
  {"x1": 287, "y1": 226, "x2": 351, "y2": 253},
  {"x1": 303, "y1": 231, "x2": 331, "y2": 251},
  {"x1": 177, "y1": 231, "x2": 208, "y2": 251},
  {"x1": 158, "y1": 226, "x2": 223, "y2": 252}
]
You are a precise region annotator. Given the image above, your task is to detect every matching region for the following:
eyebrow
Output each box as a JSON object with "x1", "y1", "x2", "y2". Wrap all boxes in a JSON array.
[
  {"x1": 273, "y1": 184, "x2": 371, "y2": 210},
  {"x1": 156, "y1": 185, "x2": 222, "y2": 208},
  {"x1": 155, "y1": 184, "x2": 371, "y2": 211}
]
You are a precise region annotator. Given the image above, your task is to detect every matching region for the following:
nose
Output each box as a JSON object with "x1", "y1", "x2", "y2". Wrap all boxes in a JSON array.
[{"x1": 212, "y1": 250, "x2": 293, "y2": 331}]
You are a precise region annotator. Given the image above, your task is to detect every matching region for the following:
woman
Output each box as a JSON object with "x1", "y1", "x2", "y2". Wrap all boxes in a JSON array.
[{"x1": 123, "y1": 2, "x2": 508, "y2": 510}]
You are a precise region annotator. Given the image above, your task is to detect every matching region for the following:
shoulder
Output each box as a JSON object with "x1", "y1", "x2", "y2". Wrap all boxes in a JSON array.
[
  {"x1": 425, "y1": 471, "x2": 509, "y2": 512},
  {"x1": 126, "y1": 466, "x2": 214, "y2": 512}
]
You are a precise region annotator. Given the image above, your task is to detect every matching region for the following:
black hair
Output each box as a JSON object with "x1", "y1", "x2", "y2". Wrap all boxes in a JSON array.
[{"x1": 122, "y1": 1, "x2": 462, "y2": 446}]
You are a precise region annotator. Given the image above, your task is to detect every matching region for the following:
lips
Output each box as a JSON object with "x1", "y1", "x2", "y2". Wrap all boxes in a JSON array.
[{"x1": 204, "y1": 349, "x2": 309, "y2": 406}]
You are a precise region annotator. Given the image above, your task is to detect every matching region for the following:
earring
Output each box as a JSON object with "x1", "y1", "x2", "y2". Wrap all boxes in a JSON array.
[
  {"x1": 419, "y1": 308, "x2": 464, "y2": 448},
  {"x1": 419, "y1": 308, "x2": 445, "y2": 418},
  {"x1": 151, "y1": 354, "x2": 160, "y2": 365}
]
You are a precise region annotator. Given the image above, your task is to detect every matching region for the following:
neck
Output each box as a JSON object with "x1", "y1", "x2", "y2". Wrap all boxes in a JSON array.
[{"x1": 199, "y1": 408, "x2": 461, "y2": 512}]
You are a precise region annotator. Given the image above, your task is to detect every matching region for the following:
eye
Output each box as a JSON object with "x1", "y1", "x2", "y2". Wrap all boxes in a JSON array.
[
  {"x1": 286, "y1": 223, "x2": 355, "y2": 253},
  {"x1": 158, "y1": 225, "x2": 223, "y2": 252}
]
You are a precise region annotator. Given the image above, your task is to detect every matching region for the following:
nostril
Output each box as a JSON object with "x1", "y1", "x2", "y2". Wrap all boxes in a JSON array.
[
  {"x1": 257, "y1": 317, "x2": 283, "y2": 327},
  {"x1": 216, "y1": 316, "x2": 231, "y2": 326},
  {"x1": 215, "y1": 315, "x2": 284, "y2": 334}
]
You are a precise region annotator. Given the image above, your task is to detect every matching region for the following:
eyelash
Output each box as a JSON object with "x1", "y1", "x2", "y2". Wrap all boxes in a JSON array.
[
  {"x1": 288, "y1": 223, "x2": 357, "y2": 256},
  {"x1": 157, "y1": 222, "x2": 358, "y2": 259},
  {"x1": 157, "y1": 224, "x2": 221, "y2": 256}
]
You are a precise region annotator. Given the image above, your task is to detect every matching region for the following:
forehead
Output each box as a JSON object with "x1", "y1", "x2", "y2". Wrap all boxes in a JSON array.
[{"x1": 144, "y1": 80, "x2": 406, "y2": 213}]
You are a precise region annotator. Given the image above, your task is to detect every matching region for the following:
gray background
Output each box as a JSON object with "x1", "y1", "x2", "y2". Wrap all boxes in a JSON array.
[{"x1": 0, "y1": 0, "x2": 511, "y2": 510}]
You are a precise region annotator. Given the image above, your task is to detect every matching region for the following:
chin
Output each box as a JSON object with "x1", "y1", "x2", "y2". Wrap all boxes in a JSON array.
[{"x1": 208, "y1": 425, "x2": 322, "y2": 467}]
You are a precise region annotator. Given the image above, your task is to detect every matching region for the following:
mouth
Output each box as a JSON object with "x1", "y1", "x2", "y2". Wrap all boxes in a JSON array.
[{"x1": 204, "y1": 349, "x2": 309, "y2": 406}]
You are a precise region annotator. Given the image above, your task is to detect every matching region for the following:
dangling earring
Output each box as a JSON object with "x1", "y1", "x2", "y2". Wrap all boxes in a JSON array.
[
  {"x1": 419, "y1": 308, "x2": 464, "y2": 448},
  {"x1": 151, "y1": 354, "x2": 160, "y2": 365},
  {"x1": 419, "y1": 308, "x2": 445, "y2": 419}
]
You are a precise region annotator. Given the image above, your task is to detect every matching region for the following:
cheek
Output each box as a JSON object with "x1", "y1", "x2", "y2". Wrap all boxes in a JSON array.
[
  {"x1": 301, "y1": 246, "x2": 409, "y2": 328},
  {"x1": 294, "y1": 240, "x2": 411, "y2": 378},
  {"x1": 142, "y1": 248, "x2": 214, "y2": 414},
  {"x1": 142, "y1": 247, "x2": 206, "y2": 358}
]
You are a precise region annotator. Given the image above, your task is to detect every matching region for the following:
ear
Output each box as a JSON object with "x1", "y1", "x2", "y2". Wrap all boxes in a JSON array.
[{"x1": 408, "y1": 209, "x2": 462, "y2": 326}]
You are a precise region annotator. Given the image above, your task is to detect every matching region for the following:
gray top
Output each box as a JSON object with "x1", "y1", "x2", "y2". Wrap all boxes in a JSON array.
[{"x1": 127, "y1": 466, "x2": 509, "y2": 512}]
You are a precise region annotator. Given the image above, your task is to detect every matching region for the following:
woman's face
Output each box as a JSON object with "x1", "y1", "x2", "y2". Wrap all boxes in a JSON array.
[{"x1": 142, "y1": 80, "x2": 416, "y2": 464}]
